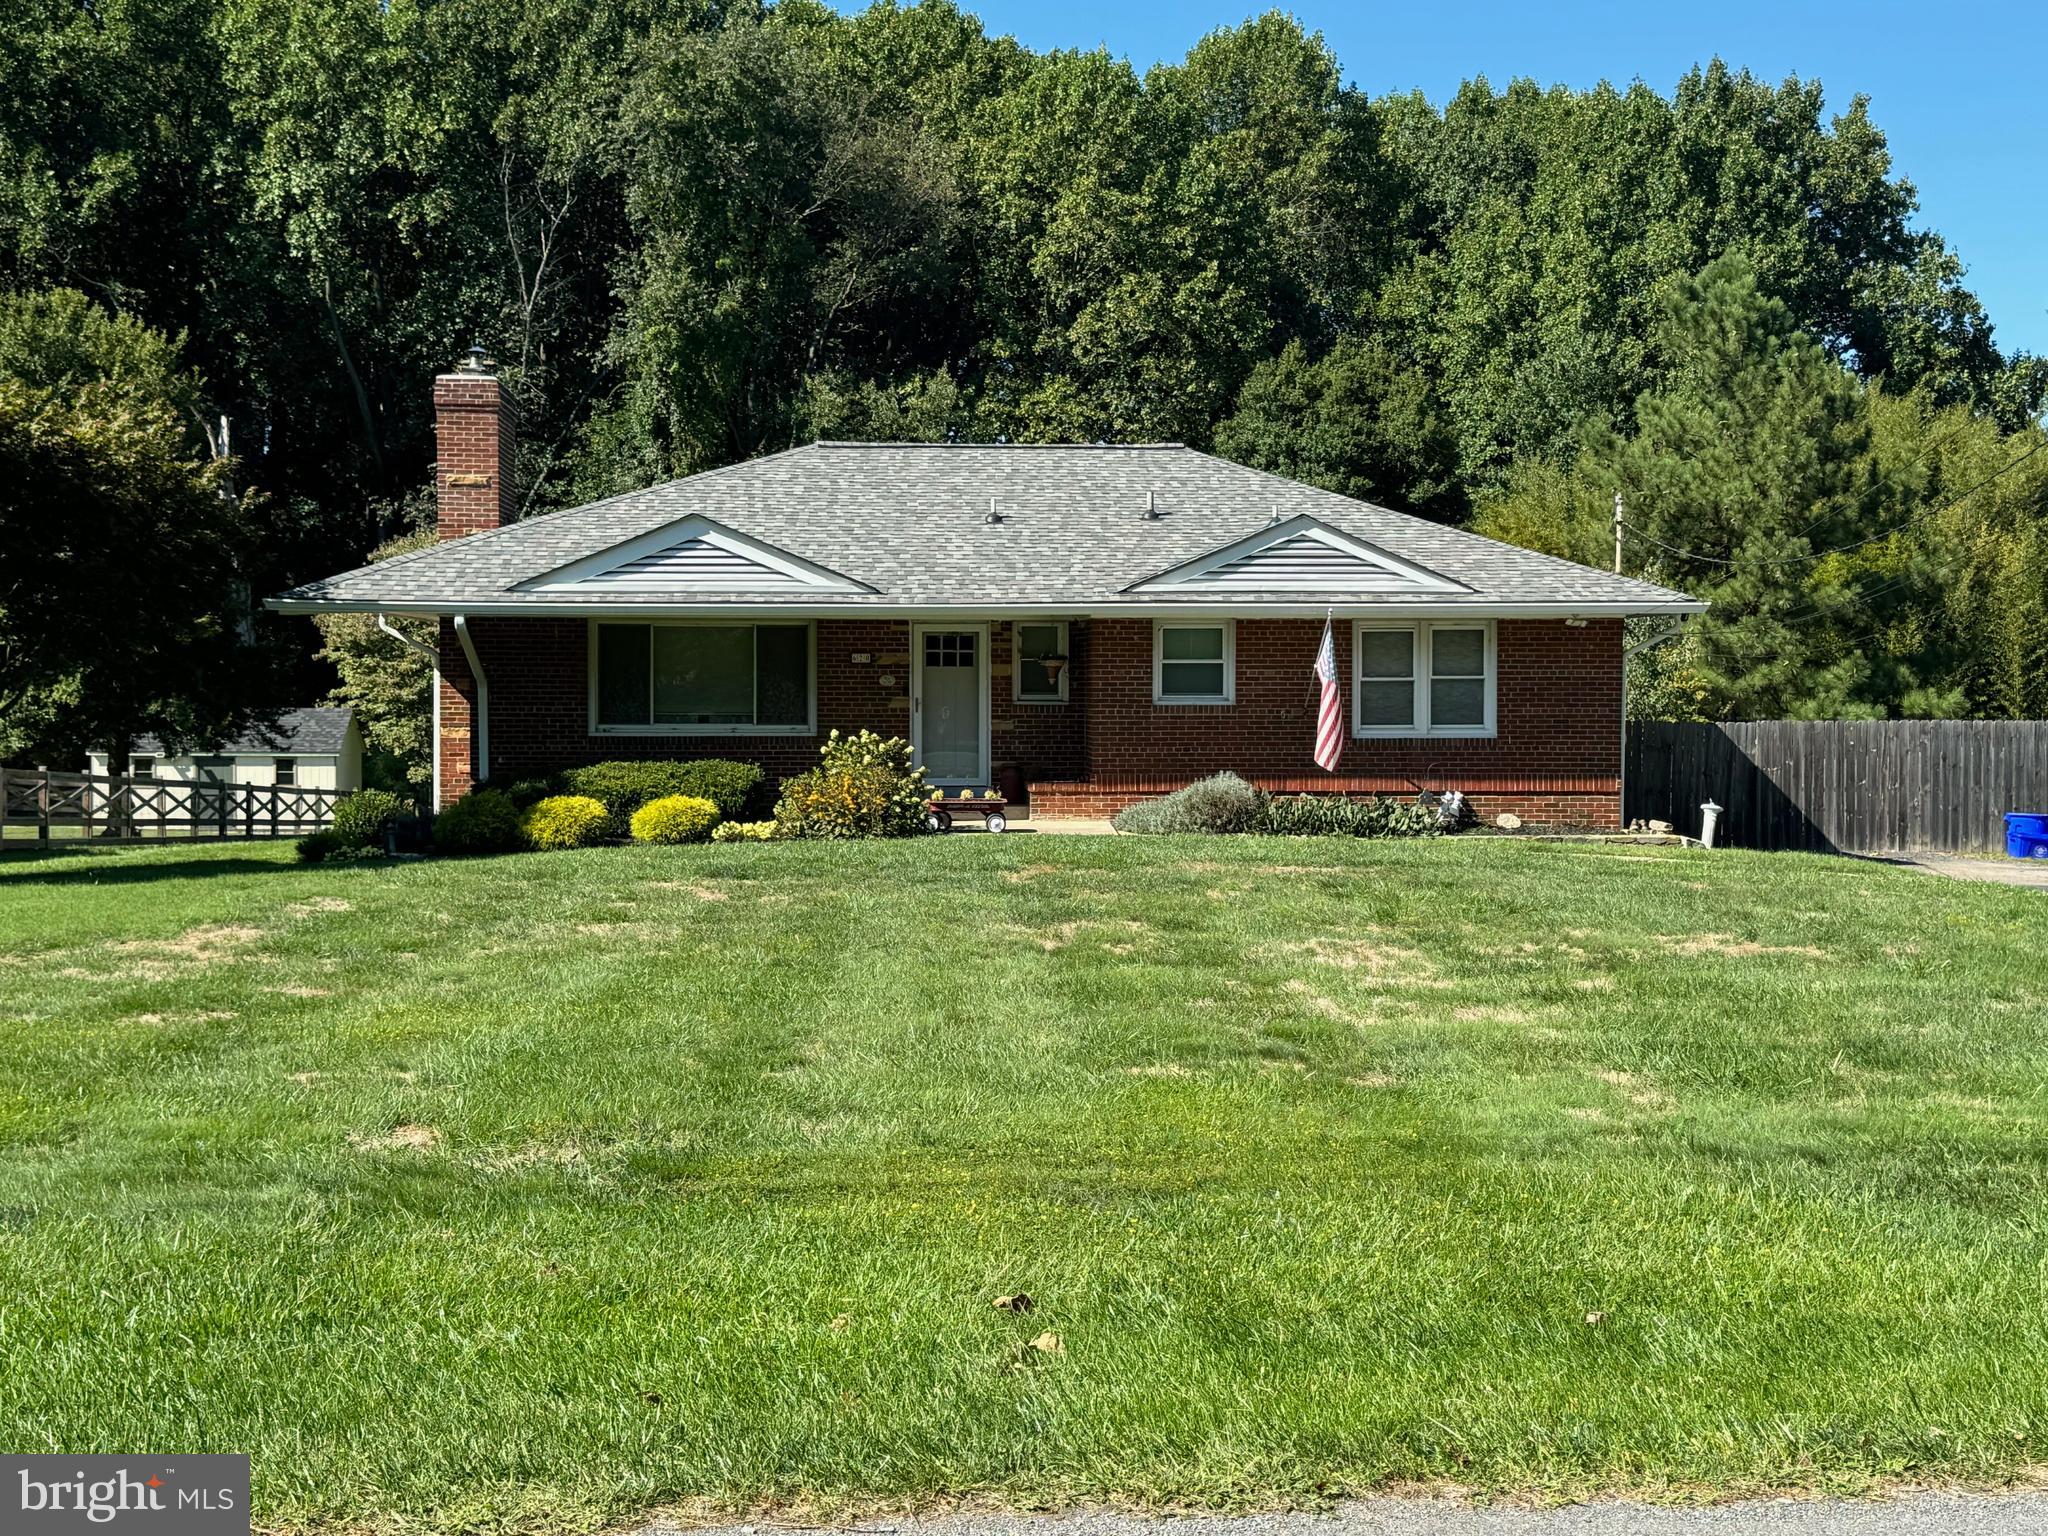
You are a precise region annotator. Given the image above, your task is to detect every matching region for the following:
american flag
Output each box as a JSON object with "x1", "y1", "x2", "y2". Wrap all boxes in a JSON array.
[{"x1": 1312, "y1": 617, "x2": 1343, "y2": 771}]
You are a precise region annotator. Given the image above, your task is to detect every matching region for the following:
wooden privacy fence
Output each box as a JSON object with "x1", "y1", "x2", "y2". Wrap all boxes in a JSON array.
[
  {"x1": 1625, "y1": 720, "x2": 2048, "y2": 854},
  {"x1": 0, "y1": 768, "x2": 344, "y2": 847}
]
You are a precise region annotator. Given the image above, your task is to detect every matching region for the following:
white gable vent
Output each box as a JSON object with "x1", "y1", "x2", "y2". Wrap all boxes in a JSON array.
[
  {"x1": 584, "y1": 536, "x2": 807, "y2": 589},
  {"x1": 517, "y1": 516, "x2": 870, "y2": 595},
  {"x1": 1191, "y1": 532, "x2": 1418, "y2": 590},
  {"x1": 1126, "y1": 515, "x2": 1465, "y2": 595}
]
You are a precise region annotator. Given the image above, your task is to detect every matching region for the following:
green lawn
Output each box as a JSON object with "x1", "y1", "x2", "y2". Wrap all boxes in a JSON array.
[{"x1": 0, "y1": 835, "x2": 2042, "y2": 1530}]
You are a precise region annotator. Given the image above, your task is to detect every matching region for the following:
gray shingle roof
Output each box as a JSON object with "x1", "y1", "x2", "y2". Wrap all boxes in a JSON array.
[
  {"x1": 135, "y1": 707, "x2": 352, "y2": 757},
  {"x1": 270, "y1": 444, "x2": 1700, "y2": 614}
]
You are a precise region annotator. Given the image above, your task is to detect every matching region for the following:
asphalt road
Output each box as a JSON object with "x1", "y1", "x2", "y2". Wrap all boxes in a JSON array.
[{"x1": 647, "y1": 1495, "x2": 2048, "y2": 1536}]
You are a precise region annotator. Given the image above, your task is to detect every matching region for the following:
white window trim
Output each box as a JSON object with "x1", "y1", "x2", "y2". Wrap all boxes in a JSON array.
[
  {"x1": 1012, "y1": 620, "x2": 1070, "y2": 703},
  {"x1": 1152, "y1": 619, "x2": 1236, "y2": 706},
  {"x1": 1352, "y1": 619, "x2": 1496, "y2": 739},
  {"x1": 586, "y1": 617, "x2": 817, "y2": 737}
]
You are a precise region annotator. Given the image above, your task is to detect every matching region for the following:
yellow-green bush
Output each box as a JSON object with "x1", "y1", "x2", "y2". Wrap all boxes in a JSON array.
[
  {"x1": 709, "y1": 819, "x2": 777, "y2": 843},
  {"x1": 630, "y1": 794, "x2": 721, "y2": 844},
  {"x1": 519, "y1": 794, "x2": 609, "y2": 851}
]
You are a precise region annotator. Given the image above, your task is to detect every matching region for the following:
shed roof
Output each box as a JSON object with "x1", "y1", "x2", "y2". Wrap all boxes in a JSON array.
[{"x1": 132, "y1": 707, "x2": 353, "y2": 758}]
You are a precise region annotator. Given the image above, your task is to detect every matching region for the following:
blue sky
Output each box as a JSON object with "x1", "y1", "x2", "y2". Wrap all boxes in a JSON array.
[{"x1": 911, "y1": 0, "x2": 2047, "y2": 358}]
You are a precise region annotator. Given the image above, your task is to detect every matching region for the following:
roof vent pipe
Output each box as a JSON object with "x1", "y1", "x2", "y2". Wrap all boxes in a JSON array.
[
  {"x1": 1269, "y1": 502, "x2": 1283, "y2": 524},
  {"x1": 1141, "y1": 490, "x2": 1159, "y2": 520},
  {"x1": 984, "y1": 497, "x2": 1003, "y2": 525}
]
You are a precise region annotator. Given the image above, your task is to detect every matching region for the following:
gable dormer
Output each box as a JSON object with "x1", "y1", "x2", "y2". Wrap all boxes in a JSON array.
[
  {"x1": 514, "y1": 516, "x2": 872, "y2": 595},
  {"x1": 1124, "y1": 514, "x2": 1467, "y2": 595}
]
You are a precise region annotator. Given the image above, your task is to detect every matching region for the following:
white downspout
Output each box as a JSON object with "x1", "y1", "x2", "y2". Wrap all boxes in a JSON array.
[
  {"x1": 452, "y1": 614, "x2": 489, "y2": 791},
  {"x1": 431, "y1": 657, "x2": 442, "y2": 811},
  {"x1": 377, "y1": 614, "x2": 443, "y2": 811},
  {"x1": 376, "y1": 613, "x2": 437, "y2": 661}
]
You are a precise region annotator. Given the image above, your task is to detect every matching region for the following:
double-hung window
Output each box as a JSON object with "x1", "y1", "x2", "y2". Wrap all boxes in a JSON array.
[
  {"x1": 1153, "y1": 620, "x2": 1234, "y2": 704},
  {"x1": 273, "y1": 758, "x2": 298, "y2": 787},
  {"x1": 592, "y1": 621, "x2": 814, "y2": 735},
  {"x1": 1352, "y1": 621, "x2": 1495, "y2": 737},
  {"x1": 1013, "y1": 621, "x2": 1069, "y2": 702}
]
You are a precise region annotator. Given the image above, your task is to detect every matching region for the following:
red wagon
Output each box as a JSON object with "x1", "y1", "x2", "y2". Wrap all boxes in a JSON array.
[{"x1": 925, "y1": 795, "x2": 1011, "y2": 834}]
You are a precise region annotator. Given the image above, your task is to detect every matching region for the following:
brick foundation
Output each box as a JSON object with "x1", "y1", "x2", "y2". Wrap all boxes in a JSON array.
[{"x1": 435, "y1": 615, "x2": 1623, "y2": 829}]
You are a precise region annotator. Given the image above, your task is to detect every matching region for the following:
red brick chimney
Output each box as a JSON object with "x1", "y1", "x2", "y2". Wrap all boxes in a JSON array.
[{"x1": 433, "y1": 346, "x2": 516, "y2": 540}]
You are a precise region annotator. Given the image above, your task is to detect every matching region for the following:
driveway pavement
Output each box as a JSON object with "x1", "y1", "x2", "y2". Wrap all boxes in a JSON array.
[
  {"x1": 649, "y1": 1494, "x2": 2048, "y2": 1536},
  {"x1": 1879, "y1": 853, "x2": 2048, "y2": 887}
]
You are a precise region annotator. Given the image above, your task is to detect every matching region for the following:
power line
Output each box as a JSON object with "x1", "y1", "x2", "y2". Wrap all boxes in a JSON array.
[
  {"x1": 1620, "y1": 434, "x2": 2047, "y2": 572},
  {"x1": 1785, "y1": 411, "x2": 1984, "y2": 544},
  {"x1": 1621, "y1": 412, "x2": 1984, "y2": 566},
  {"x1": 1774, "y1": 573, "x2": 1920, "y2": 631}
]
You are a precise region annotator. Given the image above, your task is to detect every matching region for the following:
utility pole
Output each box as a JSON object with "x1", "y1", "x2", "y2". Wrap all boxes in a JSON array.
[{"x1": 1612, "y1": 491, "x2": 1624, "y2": 574}]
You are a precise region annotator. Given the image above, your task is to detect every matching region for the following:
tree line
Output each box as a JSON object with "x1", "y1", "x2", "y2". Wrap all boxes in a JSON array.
[{"x1": 3, "y1": 0, "x2": 2045, "y2": 766}]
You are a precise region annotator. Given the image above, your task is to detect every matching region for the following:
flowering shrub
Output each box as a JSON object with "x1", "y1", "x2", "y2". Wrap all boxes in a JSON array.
[
  {"x1": 710, "y1": 820, "x2": 778, "y2": 843},
  {"x1": 432, "y1": 789, "x2": 526, "y2": 855},
  {"x1": 630, "y1": 794, "x2": 721, "y2": 844},
  {"x1": 772, "y1": 730, "x2": 932, "y2": 839},
  {"x1": 519, "y1": 794, "x2": 610, "y2": 851}
]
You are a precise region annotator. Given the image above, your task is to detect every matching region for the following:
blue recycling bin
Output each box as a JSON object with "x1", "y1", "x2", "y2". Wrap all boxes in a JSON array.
[{"x1": 2006, "y1": 812, "x2": 2048, "y2": 859}]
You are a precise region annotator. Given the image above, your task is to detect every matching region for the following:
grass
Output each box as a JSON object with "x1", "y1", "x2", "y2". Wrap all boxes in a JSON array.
[{"x1": 0, "y1": 834, "x2": 2042, "y2": 1531}]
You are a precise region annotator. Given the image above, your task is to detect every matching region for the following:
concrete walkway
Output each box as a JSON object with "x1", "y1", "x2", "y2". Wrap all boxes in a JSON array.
[
  {"x1": 969, "y1": 819, "x2": 2048, "y2": 875},
  {"x1": 1876, "y1": 853, "x2": 2048, "y2": 888},
  {"x1": 645, "y1": 1493, "x2": 2048, "y2": 1536}
]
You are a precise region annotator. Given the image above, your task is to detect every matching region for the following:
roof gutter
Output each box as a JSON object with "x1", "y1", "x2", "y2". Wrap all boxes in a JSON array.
[
  {"x1": 452, "y1": 614, "x2": 488, "y2": 784},
  {"x1": 271, "y1": 597, "x2": 1708, "y2": 621}
]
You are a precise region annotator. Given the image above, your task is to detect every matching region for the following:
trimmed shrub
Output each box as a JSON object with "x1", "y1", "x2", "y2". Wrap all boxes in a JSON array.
[
  {"x1": 772, "y1": 730, "x2": 931, "y2": 840},
  {"x1": 558, "y1": 759, "x2": 766, "y2": 836},
  {"x1": 478, "y1": 775, "x2": 555, "y2": 811},
  {"x1": 432, "y1": 789, "x2": 525, "y2": 856},
  {"x1": 555, "y1": 762, "x2": 689, "y2": 836},
  {"x1": 1111, "y1": 772, "x2": 1266, "y2": 834},
  {"x1": 630, "y1": 794, "x2": 721, "y2": 844},
  {"x1": 520, "y1": 794, "x2": 610, "y2": 851},
  {"x1": 329, "y1": 788, "x2": 405, "y2": 851},
  {"x1": 710, "y1": 819, "x2": 778, "y2": 843},
  {"x1": 673, "y1": 759, "x2": 769, "y2": 819},
  {"x1": 1258, "y1": 793, "x2": 1444, "y2": 839},
  {"x1": 296, "y1": 828, "x2": 344, "y2": 864},
  {"x1": 389, "y1": 811, "x2": 433, "y2": 854}
]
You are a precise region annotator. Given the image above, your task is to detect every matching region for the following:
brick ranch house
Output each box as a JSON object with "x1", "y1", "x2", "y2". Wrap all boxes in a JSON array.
[{"x1": 270, "y1": 359, "x2": 1703, "y2": 827}]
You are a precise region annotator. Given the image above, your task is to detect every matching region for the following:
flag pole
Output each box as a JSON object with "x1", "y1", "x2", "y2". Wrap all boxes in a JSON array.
[{"x1": 1312, "y1": 608, "x2": 1344, "y2": 774}]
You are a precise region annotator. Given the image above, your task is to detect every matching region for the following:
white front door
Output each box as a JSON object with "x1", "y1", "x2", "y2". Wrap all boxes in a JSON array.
[{"x1": 912, "y1": 624, "x2": 989, "y2": 786}]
